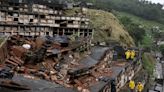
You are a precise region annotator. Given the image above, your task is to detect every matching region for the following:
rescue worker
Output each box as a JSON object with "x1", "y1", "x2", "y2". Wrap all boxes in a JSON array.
[
  {"x1": 129, "y1": 80, "x2": 135, "y2": 92},
  {"x1": 125, "y1": 50, "x2": 131, "y2": 60},
  {"x1": 131, "y1": 50, "x2": 136, "y2": 60},
  {"x1": 137, "y1": 82, "x2": 144, "y2": 92}
]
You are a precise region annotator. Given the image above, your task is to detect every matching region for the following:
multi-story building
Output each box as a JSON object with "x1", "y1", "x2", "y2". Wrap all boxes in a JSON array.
[{"x1": 0, "y1": 0, "x2": 93, "y2": 38}]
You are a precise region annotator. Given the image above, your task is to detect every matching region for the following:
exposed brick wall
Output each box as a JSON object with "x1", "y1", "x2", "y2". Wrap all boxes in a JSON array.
[{"x1": 0, "y1": 38, "x2": 8, "y2": 64}]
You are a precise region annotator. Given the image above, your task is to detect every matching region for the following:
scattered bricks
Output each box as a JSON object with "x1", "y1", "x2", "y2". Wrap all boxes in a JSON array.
[
  {"x1": 50, "y1": 75, "x2": 57, "y2": 81},
  {"x1": 11, "y1": 46, "x2": 27, "y2": 58},
  {"x1": 16, "y1": 66, "x2": 37, "y2": 74},
  {"x1": 42, "y1": 60, "x2": 56, "y2": 71},
  {"x1": 74, "y1": 79, "x2": 83, "y2": 87},
  {"x1": 1, "y1": 35, "x2": 118, "y2": 91},
  {"x1": 37, "y1": 71, "x2": 50, "y2": 80}
]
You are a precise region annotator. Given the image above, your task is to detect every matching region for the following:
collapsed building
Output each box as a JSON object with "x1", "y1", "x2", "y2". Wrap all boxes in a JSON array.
[
  {"x1": 0, "y1": 0, "x2": 144, "y2": 92},
  {"x1": 0, "y1": 35, "x2": 143, "y2": 92}
]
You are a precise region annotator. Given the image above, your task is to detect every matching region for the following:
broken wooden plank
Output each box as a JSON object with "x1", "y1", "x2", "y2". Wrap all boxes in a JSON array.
[
  {"x1": 14, "y1": 57, "x2": 24, "y2": 64},
  {"x1": 5, "y1": 59, "x2": 18, "y2": 66},
  {"x1": 9, "y1": 57, "x2": 22, "y2": 65}
]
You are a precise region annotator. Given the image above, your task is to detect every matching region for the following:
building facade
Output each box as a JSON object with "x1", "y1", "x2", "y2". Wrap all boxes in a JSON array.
[{"x1": 0, "y1": 0, "x2": 93, "y2": 38}]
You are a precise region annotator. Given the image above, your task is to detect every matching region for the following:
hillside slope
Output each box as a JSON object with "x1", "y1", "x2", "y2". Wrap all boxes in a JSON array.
[
  {"x1": 115, "y1": 11, "x2": 164, "y2": 30},
  {"x1": 64, "y1": 8, "x2": 135, "y2": 46}
]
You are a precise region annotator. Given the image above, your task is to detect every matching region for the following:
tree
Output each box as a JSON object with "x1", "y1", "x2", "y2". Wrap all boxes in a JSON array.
[
  {"x1": 119, "y1": 17, "x2": 146, "y2": 45},
  {"x1": 159, "y1": 45, "x2": 164, "y2": 56},
  {"x1": 119, "y1": 16, "x2": 132, "y2": 26},
  {"x1": 128, "y1": 23, "x2": 146, "y2": 45},
  {"x1": 86, "y1": 0, "x2": 164, "y2": 23}
]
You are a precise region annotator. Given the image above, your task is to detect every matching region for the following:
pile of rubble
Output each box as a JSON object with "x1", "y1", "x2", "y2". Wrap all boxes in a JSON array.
[{"x1": 0, "y1": 35, "x2": 142, "y2": 92}]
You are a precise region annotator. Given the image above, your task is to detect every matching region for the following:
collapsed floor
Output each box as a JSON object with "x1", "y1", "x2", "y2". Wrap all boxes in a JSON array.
[{"x1": 0, "y1": 35, "x2": 143, "y2": 92}]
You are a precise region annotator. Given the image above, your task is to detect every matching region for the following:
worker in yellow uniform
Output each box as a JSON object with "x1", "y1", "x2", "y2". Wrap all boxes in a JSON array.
[
  {"x1": 137, "y1": 82, "x2": 144, "y2": 92},
  {"x1": 125, "y1": 50, "x2": 131, "y2": 60},
  {"x1": 129, "y1": 80, "x2": 135, "y2": 92},
  {"x1": 131, "y1": 50, "x2": 136, "y2": 60}
]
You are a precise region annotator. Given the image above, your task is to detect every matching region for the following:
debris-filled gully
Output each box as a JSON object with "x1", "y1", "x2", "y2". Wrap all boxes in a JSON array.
[{"x1": 0, "y1": 35, "x2": 143, "y2": 92}]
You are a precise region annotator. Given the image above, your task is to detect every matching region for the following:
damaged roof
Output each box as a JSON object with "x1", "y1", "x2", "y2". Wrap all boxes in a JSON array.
[
  {"x1": 109, "y1": 67, "x2": 124, "y2": 79},
  {"x1": 90, "y1": 47, "x2": 109, "y2": 60},
  {"x1": 78, "y1": 46, "x2": 109, "y2": 68},
  {"x1": 0, "y1": 75, "x2": 77, "y2": 92},
  {"x1": 68, "y1": 46, "x2": 110, "y2": 75}
]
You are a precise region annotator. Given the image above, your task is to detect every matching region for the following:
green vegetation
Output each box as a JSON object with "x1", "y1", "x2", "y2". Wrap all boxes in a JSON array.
[
  {"x1": 141, "y1": 34, "x2": 154, "y2": 50},
  {"x1": 115, "y1": 12, "x2": 164, "y2": 30},
  {"x1": 159, "y1": 45, "x2": 164, "y2": 56},
  {"x1": 64, "y1": 8, "x2": 135, "y2": 46},
  {"x1": 80, "y1": 0, "x2": 164, "y2": 24},
  {"x1": 118, "y1": 16, "x2": 146, "y2": 46},
  {"x1": 142, "y1": 53, "x2": 155, "y2": 76},
  {"x1": 115, "y1": 12, "x2": 164, "y2": 50},
  {"x1": 72, "y1": 0, "x2": 164, "y2": 49}
]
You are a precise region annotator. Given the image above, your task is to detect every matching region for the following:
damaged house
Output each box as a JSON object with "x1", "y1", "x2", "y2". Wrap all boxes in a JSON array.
[{"x1": 0, "y1": 35, "x2": 143, "y2": 92}]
